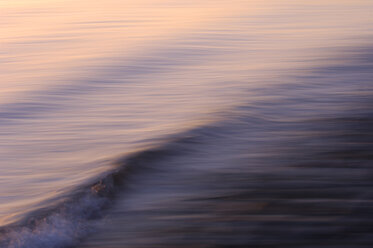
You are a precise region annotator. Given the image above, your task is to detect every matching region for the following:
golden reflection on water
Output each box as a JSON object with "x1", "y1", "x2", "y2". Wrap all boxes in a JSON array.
[{"x1": 1, "y1": 0, "x2": 371, "y2": 105}]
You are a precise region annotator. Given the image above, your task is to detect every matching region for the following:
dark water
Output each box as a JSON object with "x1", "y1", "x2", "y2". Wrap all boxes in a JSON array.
[{"x1": 1, "y1": 1, "x2": 373, "y2": 247}]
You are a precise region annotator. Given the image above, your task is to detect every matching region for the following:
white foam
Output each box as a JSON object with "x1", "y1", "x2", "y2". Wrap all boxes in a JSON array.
[{"x1": 3, "y1": 194, "x2": 106, "y2": 248}]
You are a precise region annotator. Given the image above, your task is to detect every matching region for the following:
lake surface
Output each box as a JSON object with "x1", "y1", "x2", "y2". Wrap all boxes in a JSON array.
[{"x1": 1, "y1": 1, "x2": 373, "y2": 247}]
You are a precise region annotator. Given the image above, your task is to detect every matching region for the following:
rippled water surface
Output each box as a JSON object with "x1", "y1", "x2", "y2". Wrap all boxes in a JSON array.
[{"x1": 1, "y1": 1, "x2": 373, "y2": 247}]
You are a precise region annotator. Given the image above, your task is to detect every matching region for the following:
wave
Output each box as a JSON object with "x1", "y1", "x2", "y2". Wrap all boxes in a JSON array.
[
  {"x1": 2, "y1": 104, "x2": 373, "y2": 248},
  {"x1": 2, "y1": 106, "x2": 373, "y2": 248}
]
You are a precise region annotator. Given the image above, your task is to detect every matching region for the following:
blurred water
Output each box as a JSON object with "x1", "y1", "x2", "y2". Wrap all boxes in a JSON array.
[{"x1": 1, "y1": 0, "x2": 373, "y2": 247}]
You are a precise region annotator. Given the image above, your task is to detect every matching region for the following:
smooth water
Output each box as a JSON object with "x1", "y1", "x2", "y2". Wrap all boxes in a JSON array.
[{"x1": 1, "y1": 1, "x2": 373, "y2": 247}]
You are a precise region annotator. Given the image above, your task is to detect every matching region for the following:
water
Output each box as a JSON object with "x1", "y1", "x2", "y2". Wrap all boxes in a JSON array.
[{"x1": 1, "y1": 1, "x2": 373, "y2": 247}]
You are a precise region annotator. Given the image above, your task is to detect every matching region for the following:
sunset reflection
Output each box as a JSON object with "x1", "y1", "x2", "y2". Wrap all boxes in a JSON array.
[{"x1": 1, "y1": 1, "x2": 373, "y2": 248}]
